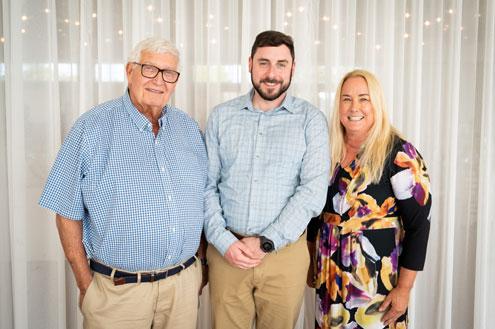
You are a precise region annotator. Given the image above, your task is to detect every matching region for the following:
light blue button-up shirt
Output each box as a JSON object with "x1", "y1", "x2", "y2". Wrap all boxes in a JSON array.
[
  {"x1": 204, "y1": 90, "x2": 330, "y2": 255},
  {"x1": 39, "y1": 91, "x2": 207, "y2": 272}
]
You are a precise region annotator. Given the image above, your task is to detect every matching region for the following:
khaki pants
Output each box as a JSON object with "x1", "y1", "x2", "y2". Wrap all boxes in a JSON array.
[
  {"x1": 207, "y1": 234, "x2": 309, "y2": 329},
  {"x1": 81, "y1": 259, "x2": 202, "y2": 329}
]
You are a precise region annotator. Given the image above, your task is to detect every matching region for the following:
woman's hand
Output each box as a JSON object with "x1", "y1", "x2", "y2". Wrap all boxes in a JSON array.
[
  {"x1": 380, "y1": 267, "x2": 417, "y2": 326},
  {"x1": 379, "y1": 286, "x2": 410, "y2": 325},
  {"x1": 306, "y1": 241, "x2": 316, "y2": 288}
]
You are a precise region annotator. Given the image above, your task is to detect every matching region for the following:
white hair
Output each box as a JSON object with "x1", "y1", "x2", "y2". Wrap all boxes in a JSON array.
[{"x1": 127, "y1": 37, "x2": 180, "y2": 65}]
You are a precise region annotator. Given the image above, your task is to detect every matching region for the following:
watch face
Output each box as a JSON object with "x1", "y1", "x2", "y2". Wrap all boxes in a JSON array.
[{"x1": 260, "y1": 236, "x2": 274, "y2": 252}]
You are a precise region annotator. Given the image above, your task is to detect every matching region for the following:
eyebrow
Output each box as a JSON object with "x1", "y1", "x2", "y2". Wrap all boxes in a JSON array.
[
  {"x1": 341, "y1": 93, "x2": 370, "y2": 97},
  {"x1": 256, "y1": 58, "x2": 289, "y2": 64},
  {"x1": 142, "y1": 62, "x2": 175, "y2": 70}
]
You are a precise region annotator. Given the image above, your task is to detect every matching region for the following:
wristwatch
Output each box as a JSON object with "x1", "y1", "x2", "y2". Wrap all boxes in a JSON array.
[{"x1": 259, "y1": 236, "x2": 275, "y2": 253}]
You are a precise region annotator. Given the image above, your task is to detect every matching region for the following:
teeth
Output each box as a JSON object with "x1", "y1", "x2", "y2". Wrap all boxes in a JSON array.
[{"x1": 348, "y1": 116, "x2": 364, "y2": 121}]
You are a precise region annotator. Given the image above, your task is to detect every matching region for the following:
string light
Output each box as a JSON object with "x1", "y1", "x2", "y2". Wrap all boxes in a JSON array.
[
  {"x1": 436, "y1": 17, "x2": 442, "y2": 23},
  {"x1": 157, "y1": 17, "x2": 163, "y2": 23},
  {"x1": 224, "y1": 26, "x2": 230, "y2": 30},
  {"x1": 284, "y1": 21, "x2": 288, "y2": 26},
  {"x1": 332, "y1": 24, "x2": 338, "y2": 30},
  {"x1": 404, "y1": 33, "x2": 409, "y2": 39},
  {"x1": 21, "y1": 29, "x2": 26, "y2": 33},
  {"x1": 44, "y1": 8, "x2": 50, "y2": 13},
  {"x1": 322, "y1": 16, "x2": 330, "y2": 21},
  {"x1": 405, "y1": 12, "x2": 411, "y2": 18},
  {"x1": 75, "y1": 21, "x2": 80, "y2": 26},
  {"x1": 147, "y1": 5, "x2": 153, "y2": 12},
  {"x1": 314, "y1": 40, "x2": 321, "y2": 45},
  {"x1": 92, "y1": 13, "x2": 97, "y2": 18},
  {"x1": 298, "y1": 6, "x2": 305, "y2": 12},
  {"x1": 0, "y1": 37, "x2": 5, "y2": 43},
  {"x1": 21, "y1": 15, "x2": 28, "y2": 21},
  {"x1": 375, "y1": 44, "x2": 381, "y2": 50},
  {"x1": 448, "y1": 9, "x2": 454, "y2": 14},
  {"x1": 424, "y1": 20, "x2": 431, "y2": 26},
  {"x1": 357, "y1": 32, "x2": 362, "y2": 36},
  {"x1": 286, "y1": 12, "x2": 292, "y2": 18},
  {"x1": 118, "y1": 30, "x2": 123, "y2": 35},
  {"x1": 209, "y1": 14, "x2": 214, "y2": 20},
  {"x1": 64, "y1": 18, "x2": 69, "y2": 23}
]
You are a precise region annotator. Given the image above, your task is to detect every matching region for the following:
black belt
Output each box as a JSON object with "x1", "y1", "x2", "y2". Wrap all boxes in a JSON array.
[{"x1": 90, "y1": 256, "x2": 197, "y2": 286}]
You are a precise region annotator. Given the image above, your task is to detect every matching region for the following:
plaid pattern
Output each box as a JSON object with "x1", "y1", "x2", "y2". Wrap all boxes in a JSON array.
[
  {"x1": 39, "y1": 90, "x2": 207, "y2": 271},
  {"x1": 204, "y1": 90, "x2": 330, "y2": 255}
]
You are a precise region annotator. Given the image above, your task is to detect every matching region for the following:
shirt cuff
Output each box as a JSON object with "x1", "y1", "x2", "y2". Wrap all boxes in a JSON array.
[
  {"x1": 260, "y1": 226, "x2": 288, "y2": 251},
  {"x1": 212, "y1": 230, "x2": 239, "y2": 256}
]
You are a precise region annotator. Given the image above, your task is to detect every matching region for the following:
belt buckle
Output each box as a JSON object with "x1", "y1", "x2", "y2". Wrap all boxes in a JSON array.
[
  {"x1": 114, "y1": 277, "x2": 127, "y2": 286},
  {"x1": 149, "y1": 272, "x2": 155, "y2": 282}
]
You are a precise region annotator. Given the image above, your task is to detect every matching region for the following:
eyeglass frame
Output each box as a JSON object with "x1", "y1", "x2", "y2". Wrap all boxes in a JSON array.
[{"x1": 132, "y1": 62, "x2": 180, "y2": 83}]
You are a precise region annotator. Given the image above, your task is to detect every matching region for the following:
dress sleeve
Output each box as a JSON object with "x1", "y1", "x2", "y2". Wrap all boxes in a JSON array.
[
  {"x1": 389, "y1": 140, "x2": 432, "y2": 271},
  {"x1": 306, "y1": 216, "x2": 321, "y2": 242}
]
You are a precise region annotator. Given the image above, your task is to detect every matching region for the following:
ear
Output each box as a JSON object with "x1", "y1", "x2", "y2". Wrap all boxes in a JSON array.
[
  {"x1": 126, "y1": 62, "x2": 133, "y2": 81},
  {"x1": 248, "y1": 56, "x2": 253, "y2": 73},
  {"x1": 291, "y1": 60, "x2": 296, "y2": 75}
]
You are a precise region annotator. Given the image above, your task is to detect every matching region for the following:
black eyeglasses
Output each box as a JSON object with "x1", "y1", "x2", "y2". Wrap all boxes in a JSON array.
[{"x1": 133, "y1": 62, "x2": 180, "y2": 83}]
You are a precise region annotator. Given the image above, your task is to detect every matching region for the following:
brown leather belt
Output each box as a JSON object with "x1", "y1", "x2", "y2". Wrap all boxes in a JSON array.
[{"x1": 90, "y1": 256, "x2": 196, "y2": 286}]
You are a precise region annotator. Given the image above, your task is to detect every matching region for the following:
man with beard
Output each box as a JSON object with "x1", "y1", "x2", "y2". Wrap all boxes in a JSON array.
[{"x1": 204, "y1": 30, "x2": 330, "y2": 329}]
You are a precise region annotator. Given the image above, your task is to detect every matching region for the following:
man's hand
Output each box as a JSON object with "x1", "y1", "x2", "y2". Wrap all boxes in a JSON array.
[
  {"x1": 224, "y1": 240, "x2": 262, "y2": 269},
  {"x1": 241, "y1": 237, "x2": 266, "y2": 260},
  {"x1": 198, "y1": 261, "x2": 208, "y2": 295},
  {"x1": 78, "y1": 273, "x2": 93, "y2": 308},
  {"x1": 379, "y1": 286, "x2": 410, "y2": 326}
]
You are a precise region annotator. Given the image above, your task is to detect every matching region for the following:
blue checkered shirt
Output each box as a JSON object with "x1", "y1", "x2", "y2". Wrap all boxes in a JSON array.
[
  {"x1": 39, "y1": 90, "x2": 207, "y2": 272},
  {"x1": 204, "y1": 90, "x2": 330, "y2": 255}
]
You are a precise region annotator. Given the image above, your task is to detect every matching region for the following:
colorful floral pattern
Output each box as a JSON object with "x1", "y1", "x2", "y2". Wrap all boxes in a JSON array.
[{"x1": 314, "y1": 140, "x2": 431, "y2": 329}]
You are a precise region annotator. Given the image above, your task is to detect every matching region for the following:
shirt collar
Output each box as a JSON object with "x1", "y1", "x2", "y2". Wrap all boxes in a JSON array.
[
  {"x1": 122, "y1": 89, "x2": 168, "y2": 131},
  {"x1": 241, "y1": 89, "x2": 296, "y2": 114}
]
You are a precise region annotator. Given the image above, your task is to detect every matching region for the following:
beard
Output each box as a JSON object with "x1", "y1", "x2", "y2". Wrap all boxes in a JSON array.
[{"x1": 251, "y1": 70, "x2": 293, "y2": 101}]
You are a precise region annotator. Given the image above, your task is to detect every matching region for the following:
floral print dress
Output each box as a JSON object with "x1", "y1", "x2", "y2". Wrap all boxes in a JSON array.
[{"x1": 308, "y1": 139, "x2": 431, "y2": 329}]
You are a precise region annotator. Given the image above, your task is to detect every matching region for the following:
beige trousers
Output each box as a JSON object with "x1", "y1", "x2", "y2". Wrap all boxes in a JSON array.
[
  {"x1": 207, "y1": 234, "x2": 310, "y2": 329},
  {"x1": 81, "y1": 259, "x2": 202, "y2": 329}
]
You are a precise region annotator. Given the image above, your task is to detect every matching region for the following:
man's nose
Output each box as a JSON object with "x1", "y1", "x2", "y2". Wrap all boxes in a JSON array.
[
  {"x1": 266, "y1": 65, "x2": 277, "y2": 79},
  {"x1": 152, "y1": 72, "x2": 165, "y2": 85}
]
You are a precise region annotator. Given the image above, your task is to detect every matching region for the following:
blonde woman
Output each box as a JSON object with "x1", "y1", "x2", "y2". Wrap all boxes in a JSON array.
[{"x1": 307, "y1": 69, "x2": 431, "y2": 329}]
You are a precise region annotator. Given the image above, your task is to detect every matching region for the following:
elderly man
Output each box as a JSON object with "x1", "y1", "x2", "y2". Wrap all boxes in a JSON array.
[
  {"x1": 39, "y1": 37, "x2": 207, "y2": 329},
  {"x1": 204, "y1": 30, "x2": 330, "y2": 329}
]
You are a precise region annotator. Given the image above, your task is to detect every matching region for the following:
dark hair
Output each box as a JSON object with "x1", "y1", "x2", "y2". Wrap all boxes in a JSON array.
[{"x1": 250, "y1": 30, "x2": 295, "y2": 61}]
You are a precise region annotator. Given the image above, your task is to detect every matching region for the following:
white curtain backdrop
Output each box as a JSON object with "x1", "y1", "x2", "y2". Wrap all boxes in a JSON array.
[{"x1": 1, "y1": 0, "x2": 494, "y2": 328}]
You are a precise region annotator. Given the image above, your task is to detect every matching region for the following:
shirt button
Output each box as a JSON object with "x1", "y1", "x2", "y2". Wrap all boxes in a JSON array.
[
  {"x1": 168, "y1": 195, "x2": 172, "y2": 201},
  {"x1": 155, "y1": 139, "x2": 159, "y2": 145},
  {"x1": 167, "y1": 256, "x2": 171, "y2": 260},
  {"x1": 160, "y1": 166, "x2": 165, "y2": 172}
]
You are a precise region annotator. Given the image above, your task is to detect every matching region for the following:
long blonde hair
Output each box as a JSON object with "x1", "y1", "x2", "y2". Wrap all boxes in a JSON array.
[{"x1": 330, "y1": 69, "x2": 402, "y2": 183}]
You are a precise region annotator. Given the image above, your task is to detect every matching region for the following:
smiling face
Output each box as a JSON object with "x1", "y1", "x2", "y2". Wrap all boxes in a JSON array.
[
  {"x1": 126, "y1": 51, "x2": 179, "y2": 113},
  {"x1": 249, "y1": 45, "x2": 294, "y2": 108},
  {"x1": 339, "y1": 76, "x2": 375, "y2": 138}
]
